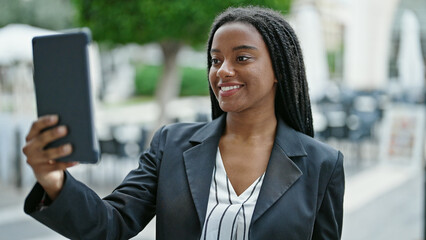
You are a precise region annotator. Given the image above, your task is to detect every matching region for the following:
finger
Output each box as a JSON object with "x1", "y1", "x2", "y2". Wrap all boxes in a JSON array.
[
  {"x1": 49, "y1": 160, "x2": 79, "y2": 170},
  {"x1": 34, "y1": 125, "x2": 68, "y2": 150},
  {"x1": 22, "y1": 141, "x2": 40, "y2": 159},
  {"x1": 33, "y1": 160, "x2": 78, "y2": 174},
  {"x1": 25, "y1": 143, "x2": 72, "y2": 167},
  {"x1": 43, "y1": 143, "x2": 73, "y2": 161},
  {"x1": 52, "y1": 161, "x2": 79, "y2": 170},
  {"x1": 26, "y1": 115, "x2": 59, "y2": 142}
]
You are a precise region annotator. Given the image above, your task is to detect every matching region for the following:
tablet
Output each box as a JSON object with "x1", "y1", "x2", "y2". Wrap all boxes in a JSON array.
[{"x1": 32, "y1": 31, "x2": 99, "y2": 163}]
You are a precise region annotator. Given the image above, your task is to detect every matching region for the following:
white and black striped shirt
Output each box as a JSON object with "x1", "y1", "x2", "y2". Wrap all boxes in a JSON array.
[{"x1": 200, "y1": 149, "x2": 265, "y2": 240}]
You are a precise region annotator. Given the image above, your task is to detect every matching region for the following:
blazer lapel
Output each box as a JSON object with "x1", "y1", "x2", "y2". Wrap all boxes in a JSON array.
[
  {"x1": 183, "y1": 115, "x2": 226, "y2": 227},
  {"x1": 251, "y1": 118, "x2": 307, "y2": 224}
]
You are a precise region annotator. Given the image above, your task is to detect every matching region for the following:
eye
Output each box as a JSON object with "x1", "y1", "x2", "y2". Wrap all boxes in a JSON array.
[
  {"x1": 211, "y1": 58, "x2": 221, "y2": 65},
  {"x1": 237, "y1": 56, "x2": 250, "y2": 62}
]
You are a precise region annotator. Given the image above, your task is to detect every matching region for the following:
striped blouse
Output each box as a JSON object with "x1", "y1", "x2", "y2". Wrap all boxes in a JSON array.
[{"x1": 200, "y1": 149, "x2": 265, "y2": 240}]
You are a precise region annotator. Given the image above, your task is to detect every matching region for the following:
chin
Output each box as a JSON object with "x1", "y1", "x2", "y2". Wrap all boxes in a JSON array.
[
  {"x1": 218, "y1": 106, "x2": 234, "y2": 113},
  {"x1": 219, "y1": 106, "x2": 243, "y2": 114}
]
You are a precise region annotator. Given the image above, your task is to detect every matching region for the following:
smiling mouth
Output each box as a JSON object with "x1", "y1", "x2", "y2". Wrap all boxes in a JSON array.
[{"x1": 220, "y1": 85, "x2": 242, "y2": 92}]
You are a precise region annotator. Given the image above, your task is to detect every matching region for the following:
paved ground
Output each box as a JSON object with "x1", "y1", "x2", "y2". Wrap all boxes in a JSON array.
[{"x1": 342, "y1": 165, "x2": 423, "y2": 240}]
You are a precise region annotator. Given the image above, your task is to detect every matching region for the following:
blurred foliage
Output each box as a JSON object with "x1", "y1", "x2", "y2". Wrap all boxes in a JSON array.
[
  {"x1": 327, "y1": 52, "x2": 336, "y2": 76},
  {"x1": 180, "y1": 67, "x2": 209, "y2": 96},
  {"x1": 74, "y1": 0, "x2": 292, "y2": 109},
  {"x1": 135, "y1": 65, "x2": 161, "y2": 95},
  {"x1": 135, "y1": 65, "x2": 208, "y2": 96},
  {"x1": 0, "y1": 0, "x2": 76, "y2": 30},
  {"x1": 72, "y1": 0, "x2": 292, "y2": 47},
  {"x1": 327, "y1": 42, "x2": 345, "y2": 79}
]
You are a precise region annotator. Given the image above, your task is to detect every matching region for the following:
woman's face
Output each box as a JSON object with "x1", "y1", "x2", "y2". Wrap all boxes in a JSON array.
[{"x1": 209, "y1": 22, "x2": 277, "y2": 115}]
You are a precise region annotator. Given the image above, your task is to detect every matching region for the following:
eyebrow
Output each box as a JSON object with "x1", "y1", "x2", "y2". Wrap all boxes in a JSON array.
[
  {"x1": 233, "y1": 45, "x2": 258, "y2": 51},
  {"x1": 210, "y1": 45, "x2": 258, "y2": 53}
]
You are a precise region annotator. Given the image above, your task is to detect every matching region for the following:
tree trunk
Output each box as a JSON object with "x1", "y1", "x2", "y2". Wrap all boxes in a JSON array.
[{"x1": 152, "y1": 41, "x2": 182, "y2": 133}]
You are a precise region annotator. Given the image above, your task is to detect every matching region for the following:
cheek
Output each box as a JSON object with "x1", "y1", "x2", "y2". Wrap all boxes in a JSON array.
[
  {"x1": 260, "y1": 63, "x2": 276, "y2": 86},
  {"x1": 208, "y1": 70, "x2": 217, "y2": 89}
]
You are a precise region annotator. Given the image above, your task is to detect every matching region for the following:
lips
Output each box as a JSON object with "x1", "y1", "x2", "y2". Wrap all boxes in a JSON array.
[{"x1": 219, "y1": 84, "x2": 243, "y2": 97}]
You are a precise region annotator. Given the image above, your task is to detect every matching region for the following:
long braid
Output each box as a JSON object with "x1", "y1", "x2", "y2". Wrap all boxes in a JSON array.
[
  {"x1": 279, "y1": 19, "x2": 309, "y2": 134},
  {"x1": 207, "y1": 6, "x2": 314, "y2": 137}
]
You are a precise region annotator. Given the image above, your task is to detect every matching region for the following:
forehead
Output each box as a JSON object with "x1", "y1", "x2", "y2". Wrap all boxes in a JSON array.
[{"x1": 211, "y1": 22, "x2": 266, "y2": 50}]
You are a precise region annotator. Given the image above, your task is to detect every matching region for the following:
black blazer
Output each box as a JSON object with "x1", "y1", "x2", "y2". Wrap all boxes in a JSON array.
[{"x1": 25, "y1": 114, "x2": 344, "y2": 240}]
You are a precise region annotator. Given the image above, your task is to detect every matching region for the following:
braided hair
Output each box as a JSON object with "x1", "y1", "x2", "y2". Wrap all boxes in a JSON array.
[{"x1": 207, "y1": 6, "x2": 314, "y2": 137}]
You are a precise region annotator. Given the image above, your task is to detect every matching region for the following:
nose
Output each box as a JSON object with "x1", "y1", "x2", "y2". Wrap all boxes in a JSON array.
[{"x1": 217, "y1": 60, "x2": 235, "y2": 78}]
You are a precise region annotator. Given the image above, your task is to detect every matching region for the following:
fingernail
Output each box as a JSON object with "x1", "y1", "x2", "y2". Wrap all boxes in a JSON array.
[
  {"x1": 49, "y1": 115, "x2": 58, "y2": 123},
  {"x1": 63, "y1": 144, "x2": 72, "y2": 153},
  {"x1": 57, "y1": 126, "x2": 66, "y2": 134},
  {"x1": 48, "y1": 160, "x2": 55, "y2": 164}
]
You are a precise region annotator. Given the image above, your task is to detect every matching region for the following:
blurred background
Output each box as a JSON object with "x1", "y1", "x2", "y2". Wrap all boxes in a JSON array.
[{"x1": 0, "y1": 0, "x2": 425, "y2": 239}]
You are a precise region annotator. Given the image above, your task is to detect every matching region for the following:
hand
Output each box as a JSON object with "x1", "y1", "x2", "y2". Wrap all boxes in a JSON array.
[{"x1": 23, "y1": 115, "x2": 79, "y2": 200}]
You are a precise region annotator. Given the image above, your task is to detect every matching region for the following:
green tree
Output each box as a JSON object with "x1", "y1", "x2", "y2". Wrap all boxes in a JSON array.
[{"x1": 73, "y1": 0, "x2": 292, "y2": 126}]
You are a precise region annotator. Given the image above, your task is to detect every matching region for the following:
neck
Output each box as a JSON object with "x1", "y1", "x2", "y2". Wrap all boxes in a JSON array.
[{"x1": 224, "y1": 108, "x2": 277, "y2": 141}]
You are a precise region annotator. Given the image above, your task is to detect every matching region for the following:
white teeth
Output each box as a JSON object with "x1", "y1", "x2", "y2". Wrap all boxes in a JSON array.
[{"x1": 221, "y1": 85, "x2": 241, "y2": 91}]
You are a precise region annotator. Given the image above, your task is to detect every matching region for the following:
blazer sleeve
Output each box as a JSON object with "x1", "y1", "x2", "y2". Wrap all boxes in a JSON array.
[
  {"x1": 24, "y1": 126, "x2": 165, "y2": 240},
  {"x1": 312, "y1": 151, "x2": 345, "y2": 240}
]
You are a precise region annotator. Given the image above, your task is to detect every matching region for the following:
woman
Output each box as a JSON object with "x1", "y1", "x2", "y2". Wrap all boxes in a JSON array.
[{"x1": 23, "y1": 6, "x2": 344, "y2": 240}]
